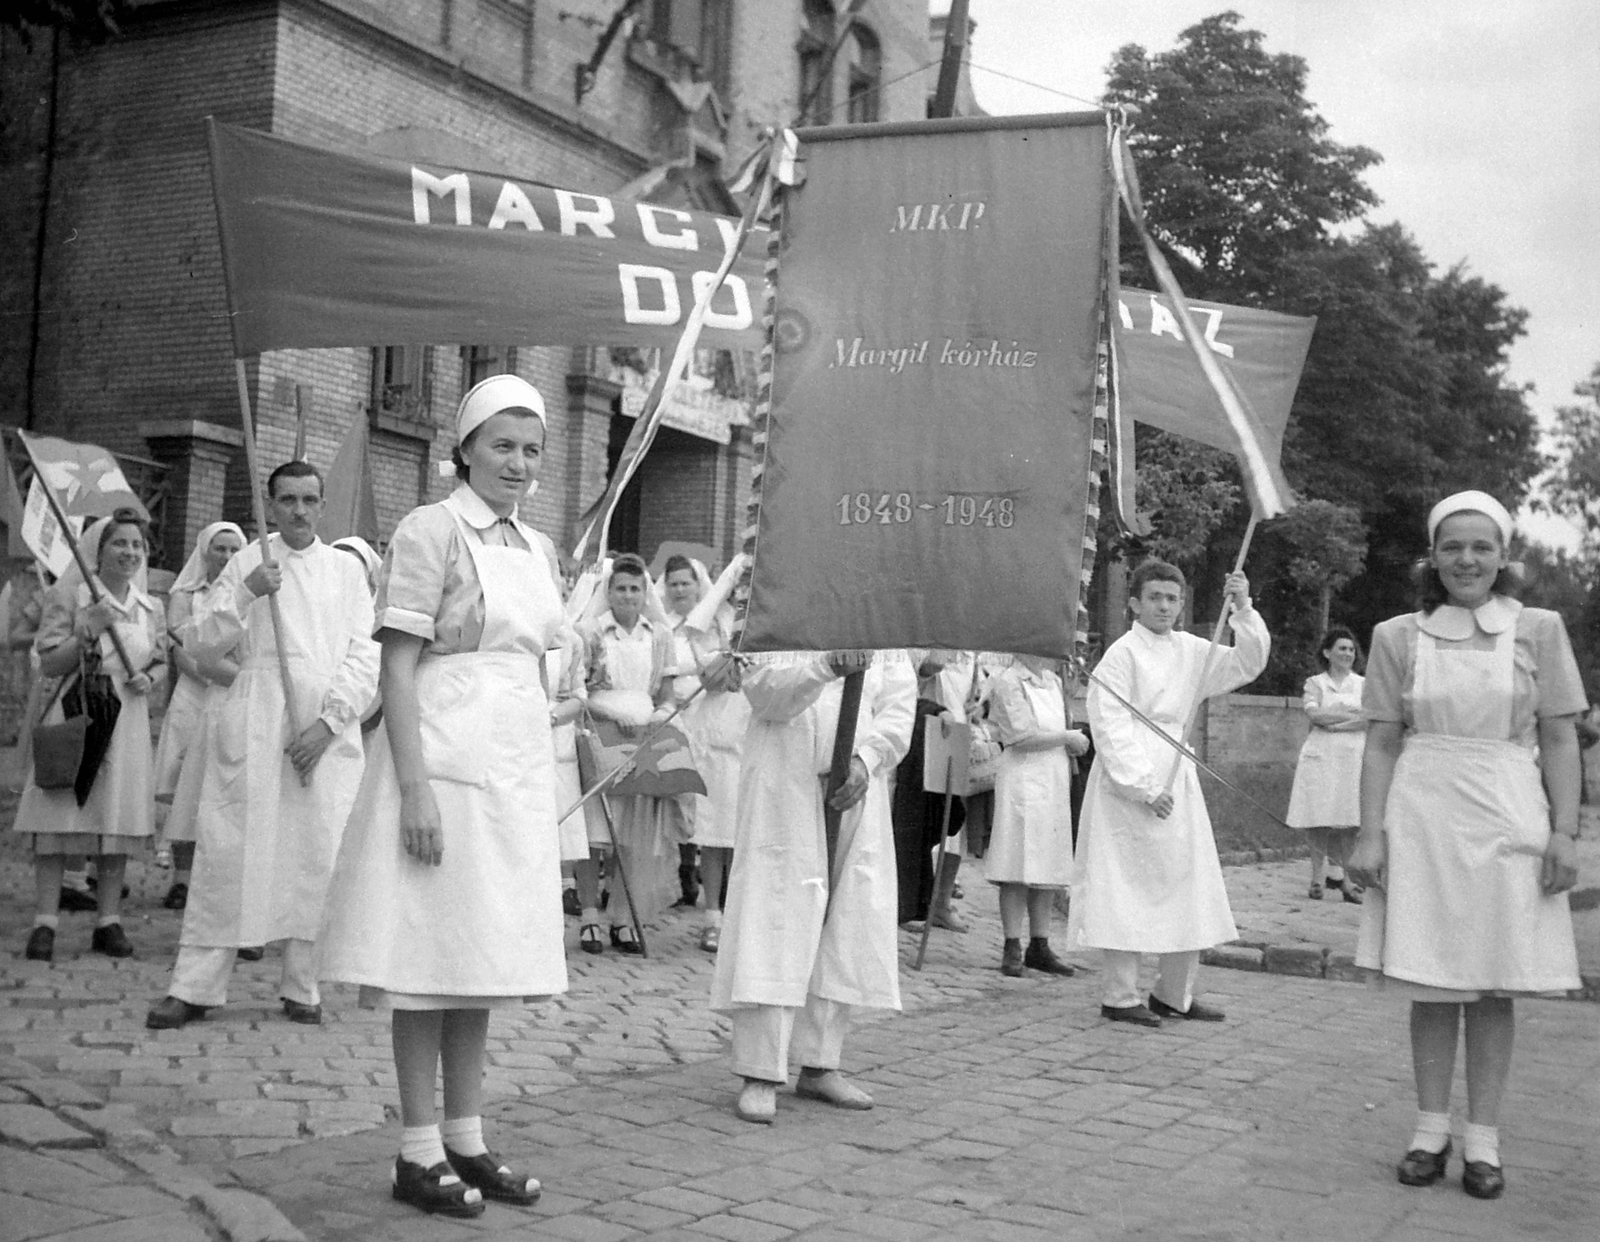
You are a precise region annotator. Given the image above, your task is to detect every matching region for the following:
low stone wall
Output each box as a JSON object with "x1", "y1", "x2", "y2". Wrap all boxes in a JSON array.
[{"x1": 1195, "y1": 693, "x2": 1311, "y2": 848}]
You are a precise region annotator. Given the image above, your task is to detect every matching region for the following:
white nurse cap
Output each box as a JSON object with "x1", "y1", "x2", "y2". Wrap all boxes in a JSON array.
[
  {"x1": 1426, "y1": 490, "x2": 1513, "y2": 546},
  {"x1": 455, "y1": 374, "x2": 546, "y2": 443}
]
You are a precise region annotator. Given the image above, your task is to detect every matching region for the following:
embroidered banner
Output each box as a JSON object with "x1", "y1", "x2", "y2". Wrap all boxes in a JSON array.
[
  {"x1": 206, "y1": 121, "x2": 767, "y2": 356},
  {"x1": 738, "y1": 114, "x2": 1111, "y2": 658}
]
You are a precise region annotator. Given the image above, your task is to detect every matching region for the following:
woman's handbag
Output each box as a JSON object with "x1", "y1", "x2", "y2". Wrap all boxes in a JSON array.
[
  {"x1": 32, "y1": 640, "x2": 122, "y2": 806},
  {"x1": 31, "y1": 692, "x2": 89, "y2": 791}
]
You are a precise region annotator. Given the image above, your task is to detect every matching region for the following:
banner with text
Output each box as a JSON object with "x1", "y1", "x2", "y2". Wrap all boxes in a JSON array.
[
  {"x1": 739, "y1": 114, "x2": 1109, "y2": 658},
  {"x1": 207, "y1": 121, "x2": 767, "y2": 356},
  {"x1": 1115, "y1": 289, "x2": 1314, "y2": 489}
]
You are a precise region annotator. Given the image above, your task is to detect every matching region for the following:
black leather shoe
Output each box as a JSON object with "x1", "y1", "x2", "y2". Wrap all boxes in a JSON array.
[
  {"x1": 25, "y1": 926, "x2": 54, "y2": 961},
  {"x1": 58, "y1": 886, "x2": 98, "y2": 913},
  {"x1": 610, "y1": 925, "x2": 643, "y2": 955},
  {"x1": 1149, "y1": 995, "x2": 1225, "y2": 1022},
  {"x1": 236, "y1": 946, "x2": 265, "y2": 962},
  {"x1": 1000, "y1": 938, "x2": 1024, "y2": 977},
  {"x1": 1101, "y1": 1003, "x2": 1162, "y2": 1027},
  {"x1": 445, "y1": 1148, "x2": 541, "y2": 1205},
  {"x1": 281, "y1": 998, "x2": 322, "y2": 1025},
  {"x1": 1461, "y1": 1160, "x2": 1504, "y2": 1200},
  {"x1": 162, "y1": 883, "x2": 188, "y2": 911},
  {"x1": 579, "y1": 923, "x2": 604, "y2": 954},
  {"x1": 562, "y1": 887, "x2": 581, "y2": 918},
  {"x1": 146, "y1": 996, "x2": 209, "y2": 1030},
  {"x1": 1397, "y1": 1139, "x2": 1451, "y2": 1187},
  {"x1": 90, "y1": 923, "x2": 133, "y2": 958},
  {"x1": 1023, "y1": 939, "x2": 1076, "y2": 976},
  {"x1": 392, "y1": 1157, "x2": 484, "y2": 1218}
]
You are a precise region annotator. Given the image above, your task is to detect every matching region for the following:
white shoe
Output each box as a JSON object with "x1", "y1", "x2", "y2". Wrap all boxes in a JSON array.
[
  {"x1": 795, "y1": 1069, "x2": 874, "y2": 1110},
  {"x1": 736, "y1": 1080, "x2": 776, "y2": 1124}
]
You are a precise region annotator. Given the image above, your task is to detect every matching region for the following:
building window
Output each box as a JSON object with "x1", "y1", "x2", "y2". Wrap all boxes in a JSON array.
[
  {"x1": 369, "y1": 345, "x2": 433, "y2": 425},
  {"x1": 797, "y1": 0, "x2": 835, "y2": 126},
  {"x1": 845, "y1": 24, "x2": 881, "y2": 124},
  {"x1": 463, "y1": 345, "x2": 517, "y2": 390},
  {"x1": 643, "y1": 0, "x2": 732, "y2": 99}
]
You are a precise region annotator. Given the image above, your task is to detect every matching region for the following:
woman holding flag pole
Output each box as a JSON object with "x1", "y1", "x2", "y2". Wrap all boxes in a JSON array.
[{"x1": 319, "y1": 374, "x2": 566, "y2": 1219}]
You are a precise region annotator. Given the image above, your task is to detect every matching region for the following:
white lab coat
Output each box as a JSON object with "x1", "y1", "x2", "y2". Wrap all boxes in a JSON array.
[
  {"x1": 180, "y1": 536, "x2": 379, "y2": 947},
  {"x1": 710, "y1": 656, "x2": 916, "y2": 1013},
  {"x1": 1067, "y1": 610, "x2": 1269, "y2": 954},
  {"x1": 668, "y1": 617, "x2": 750, "y2": 851}
]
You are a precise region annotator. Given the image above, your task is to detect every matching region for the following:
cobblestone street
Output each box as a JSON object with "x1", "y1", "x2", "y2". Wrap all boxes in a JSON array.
[{"x1": 2, "y1": 763, "x2": 1597, "y2": 1240}]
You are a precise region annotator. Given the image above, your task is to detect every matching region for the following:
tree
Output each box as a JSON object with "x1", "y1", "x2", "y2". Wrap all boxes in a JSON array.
[
  {"x1": 1102, "y1": 12, "x2": 1542, "y2": 676},
  {"x1": 1278, "y1": 499, "x2": 1366, "y2": 637},
  {"x1": 1541, "y1": 361, "x2": 1600, "y2": 541},
  {"x1": 2, "y1": 1, "x2": 131, "y2": 41},
  {"x1": 1104, "y1": 11, "x2": 1380, "y2": 302}
]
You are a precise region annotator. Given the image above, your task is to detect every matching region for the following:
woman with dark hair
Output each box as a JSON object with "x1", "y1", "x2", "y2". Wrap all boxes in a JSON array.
[
  {"x1": 1286, "y1": 626, "x2": 1366, "y2": 902},
  {"x1": 320, "y1": 374, "x2": 565, "y2": 1218},
  {"x1": 18, "y1": 509, "x2": 166, "y2": 961},
  {"x1": 1350, "y1": 491, "x2": 1583, "y2": 1200}
]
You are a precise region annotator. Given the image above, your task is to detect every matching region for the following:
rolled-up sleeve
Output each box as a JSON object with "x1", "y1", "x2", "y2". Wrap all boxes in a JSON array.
[
  {"x1": 1362, "y1": 619, "x2": 1409, "y2": 723},
  {"x1": 374, "y1": 508, "x2": 451, "y2": 641}
]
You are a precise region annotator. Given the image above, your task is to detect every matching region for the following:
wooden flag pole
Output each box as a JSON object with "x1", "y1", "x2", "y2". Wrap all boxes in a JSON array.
[
  {"x1": 822, "y1": 662, "x2": 867, "y2": 921},
  {"x1": 16, "y1": 434, "x2": 136, "y2": 679},
  {"x1": 1160, "y1": 510, "x2": 1261, "y2": 794},
  {"x1": 233, "y1": 360, "x2": 308, "y2": 779}
]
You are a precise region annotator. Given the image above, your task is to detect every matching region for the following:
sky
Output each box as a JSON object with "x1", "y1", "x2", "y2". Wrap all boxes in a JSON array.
[{"x1": 946, "y1": 1, "x2": 1598, "y2": 549}]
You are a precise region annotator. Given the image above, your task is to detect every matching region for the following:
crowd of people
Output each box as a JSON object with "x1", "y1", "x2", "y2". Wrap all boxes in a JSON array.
[{"x1": 5, "y1": 365, "x2": 1586, "y2": 1216}]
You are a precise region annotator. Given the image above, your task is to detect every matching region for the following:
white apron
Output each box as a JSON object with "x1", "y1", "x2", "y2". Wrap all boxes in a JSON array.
[
  {"x1": 14, "y1": 587, "x2": 158, "y2": 843},
  {"x1": 710, "y1": 659, "x2": 913, "y2": 1013},
  {"x1": 1356, "y1": 622, "x2": 1581, "y2": 993},
  {"x1": 678, "y1": 682, "x2": 750, "y2": 851},
  {"x1": 154, "y1": 670, "x2": 207, "y2": 798},
  {"x1": 984, "y1": 678, "x2": 1074, "y2": 887},
  {"x1": 161, "y1": 680, "x2": 228, "y2": 843},
  {"x1": 319, "y1": 505, "x2": 568, "y2": 1000},
  {"x1": 181, "y1": 548, "x2": 371, "y2": 948},
  {"x1": 1285, "y1": 674, "x2": 1364, "y2": 828},
  {"x1": 545, "y1": 642, "x2": 589, "y2": 863}
]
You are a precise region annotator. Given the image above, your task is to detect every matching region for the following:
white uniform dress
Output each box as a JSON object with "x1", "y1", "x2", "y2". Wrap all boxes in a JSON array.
[
  {"x1": 319, "y1": 488, "x2": 569, "y2": 1006},
  {"x1": 546, "y1": 626, "x2": 591, "y2": 863},
  {"x1": 1356, "y1": 598, "x2": 1583, "y2": 997},
  {"x1": 668, "y1": 614, "x2": 750, "y2": 851},
  {"x1": 155, "y1": 580, "x2": 238, "y2": 844},
  {"x1": 180, "y1": 536, "x2": 378, "y2": 949},
  {"x1": 1285, "y1": 671, "x2": 1365, "y2": 828},
  {"x1": 982, "y1": 663, "x2": 1075, "y2": 888},
  {"x1": 13, "y1": 581, "x2": 165, "y2": 854},
  {"x1": 1068, "y1": 609, "x2": 1270, "y2": 955},
  {"x1": 711, "y1": 657, "x2": 915, "y2": 1024}
]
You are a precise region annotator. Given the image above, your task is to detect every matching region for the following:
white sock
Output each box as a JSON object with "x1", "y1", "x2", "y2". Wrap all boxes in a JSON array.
[
  {"x1": 580, "y1": 906, "x2": 601, "y2": 925},
  {"x1": 96, "y1": 915, "x2": 121, "y2": 928},
  {"x1": 33, "y1": 914, "x2": 59, "y2": 931},
  {"x1": 1463, "y1": 1122, "x2": 1500, "y2": 1167},
  {"x1": 441, "y1": 1115, "x2": 487, "y2": 1158},
  {"x1": 400, "y1": 1124, "x2": 452, "y2": 1176},
  {"x1": 1409, "y1": 1110, "x2": 1451, "y2": 1155}
]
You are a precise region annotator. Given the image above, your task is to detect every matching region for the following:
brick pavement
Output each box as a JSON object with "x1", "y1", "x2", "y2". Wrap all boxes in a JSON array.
[{"x1": 3, "y1": 759, "x2": 1597, "y2": 1239}]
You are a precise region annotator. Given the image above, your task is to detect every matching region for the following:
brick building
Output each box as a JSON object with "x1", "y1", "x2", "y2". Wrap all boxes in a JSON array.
[{"x1": 2, "y1": 0, "x2": 937, "y2": 569}]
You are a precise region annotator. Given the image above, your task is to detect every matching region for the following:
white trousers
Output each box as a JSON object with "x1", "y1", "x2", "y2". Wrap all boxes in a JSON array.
[
  {"x1": 169, "y1": 939, "x2": 320, "y2": 1007},
  {"x1": 730, "y1": 996, "x2": 852, "y2": 1084},
  {"x1": 1101, "y1": 949, "x2": 1200, "y2": 1011}
]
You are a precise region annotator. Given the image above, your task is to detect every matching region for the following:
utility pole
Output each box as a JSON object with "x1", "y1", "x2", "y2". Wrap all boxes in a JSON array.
[{"x1": 930, "y1": 0, "x2": 971, "y2": 120}]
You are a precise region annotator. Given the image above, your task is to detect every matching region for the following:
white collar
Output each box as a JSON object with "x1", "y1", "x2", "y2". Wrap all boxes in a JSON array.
[
  {"x1": 601, "y1": 609, "x2": 652, "y2": 636},
  {"x1": 446, "y1": 484, "x2": 529, "y2": 541},
  {"x1": 274, "y1": 532, "x2": 322, "y2": 559},
  {"x1": 1129, "y1": 621, "x2": 1178, "y2": 647},
  {"x1": 1416, "y1": 595, "x2": 1520, "y2": 640},
  {"x1": 86, "y1": 580, "x2": 157, "y2": 617}
]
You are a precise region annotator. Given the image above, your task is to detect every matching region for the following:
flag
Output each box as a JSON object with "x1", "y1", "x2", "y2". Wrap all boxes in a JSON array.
[
  {"x1": 580, "y1": 718, "x2": 706, "y2": 799},
  {"x1": 16, "y1": 431, "x2": 148, "y2": 521},
  {"x1": 0, "y1": 450, "x2": 29, "y2": 559},
  {"x1": 21, "y1": 477, "x2": 80, "y2": 578},
  {"x1": 1111, "y1": 132, "x2": 1293, "y2": 517},
  {"x1": 316, "y1": 414, "x2": 380, "y2": 545},
  {"x1": 1114, "y1": 288, "x2": 1314, "y2": 492}
]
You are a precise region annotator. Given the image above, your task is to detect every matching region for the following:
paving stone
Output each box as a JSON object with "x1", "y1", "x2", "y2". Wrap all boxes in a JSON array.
[
  {"x1": 0, "y1": 1191, "x2": 106, "y2": 1240},
  {"x1": 0, "y1": 1101, "x2": 98, "y2": 1148}
]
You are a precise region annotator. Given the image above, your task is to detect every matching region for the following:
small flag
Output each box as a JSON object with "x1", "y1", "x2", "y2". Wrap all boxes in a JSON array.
[
  {"x1": 21, "y1": 477, "x2": 81, "y2": 578},
  {"x1": 16, "y1": 431, "x2": 148, "y2": 521},
  {"x1": 316, "y1": 413, "x2": 380, "y2": 544}
]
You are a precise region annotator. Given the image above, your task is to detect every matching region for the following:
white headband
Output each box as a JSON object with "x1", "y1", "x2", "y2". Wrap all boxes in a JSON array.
[
  {"x1": 456, "y1": 374, "x2": 546, "y2": 444},
  {"x1": 1427, "y1": 490, "x2": 1513, "y2": 546}
]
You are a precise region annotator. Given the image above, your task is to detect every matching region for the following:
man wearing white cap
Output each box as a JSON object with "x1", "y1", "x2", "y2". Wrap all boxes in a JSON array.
[{"x1": 147, "y1": 460, "x2": 380, "y2": 1029}]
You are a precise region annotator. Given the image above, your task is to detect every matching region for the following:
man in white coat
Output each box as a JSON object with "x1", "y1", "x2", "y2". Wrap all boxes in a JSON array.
[
  {"x1": 710, "y1": 651, "x2": 916, "y2": 1124},
  {"x1": 1067, "y1": 559, "x2": 1268, "y2": 1027},
  {"x1": 147, "y1": 461, "x2": 379, "y2": 1029}
]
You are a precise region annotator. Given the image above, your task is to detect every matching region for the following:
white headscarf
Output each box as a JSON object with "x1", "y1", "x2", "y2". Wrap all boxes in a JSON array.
[
  {"x1": 57, "y1": 513, "x2": 151, "y2": 598},
  {"x1": 170, "y1": 521, "x2": 248, "y2": 596},
  {"x1": 1427, "y1": 490, "x2": 1513, "y2": 546},
  {"x1": 330, "y1": 535, "x2": 382, "y2": 584}
]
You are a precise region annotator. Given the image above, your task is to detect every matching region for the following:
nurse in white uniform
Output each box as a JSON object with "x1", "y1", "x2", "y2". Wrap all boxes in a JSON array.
[
  {"x1": 1350, "y1": 491, "x2": 1584, "y2": 1201},
  {"x1": 319, "y1": 376, "x2": 567, "y2": 1220}
]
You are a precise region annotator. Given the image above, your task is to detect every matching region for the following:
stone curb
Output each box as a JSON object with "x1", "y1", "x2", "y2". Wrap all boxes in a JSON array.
[{"x1": 1200, "y1": 942, "x2": 1600, "y2": 1002}]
